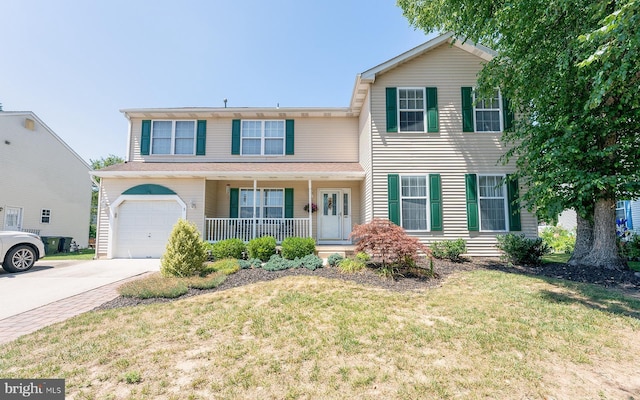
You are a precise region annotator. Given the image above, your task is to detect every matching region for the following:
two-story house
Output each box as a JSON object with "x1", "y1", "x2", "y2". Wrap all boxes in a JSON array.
[
  {"x1": 0, "y1": 111, "x2": 92, "y2": 248},
  {"x1": 92, "y1": 33, "x2": 538, "y2": 259}
]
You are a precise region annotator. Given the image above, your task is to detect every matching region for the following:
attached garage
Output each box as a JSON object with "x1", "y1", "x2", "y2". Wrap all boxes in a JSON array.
[{"x1": 114, "y1": 200, "x2": 183, "y2": 258}]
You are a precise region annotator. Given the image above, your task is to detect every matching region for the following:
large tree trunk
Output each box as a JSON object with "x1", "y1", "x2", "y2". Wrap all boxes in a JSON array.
[
  {"x1": 581, "y1": 198, "x2": 627, "y2": 270},
  {"x1": 568, "y1": 212, "x2": 593, "y2": 266}
]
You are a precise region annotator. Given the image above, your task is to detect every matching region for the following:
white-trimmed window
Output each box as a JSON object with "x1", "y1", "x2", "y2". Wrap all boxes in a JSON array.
[
  {"x1": 241, "y1": 120, "x2": 285, "y2": 155},
  {"x1": 474, "y1": 90, "x2": 502, "y2": 132},
  {"x1": 478, "y1": 175, "x2": 507, "y2": 231},
  {"x1": 400, "y1": 175, "x2": 428, "y2": 231},
  {"x1": 240, "y1": 188, "x2": 284, "y2": 218},
  {"x1": 398, "y1": 88, "x2": 425, "y2": 132},
  {"x1": 151, "y1": 120, "x2": 196, "y2": 155},
  {"x1": 41, "y1": 209, "x2": 51, "y2": 224}
]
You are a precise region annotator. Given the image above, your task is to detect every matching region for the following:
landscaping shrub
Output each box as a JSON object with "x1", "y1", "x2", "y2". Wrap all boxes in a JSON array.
[
  {"x1": 238, "y1": 258, "x2": 262, "y2": 269},
  {"x1": 204, "y1": 258, "x2": 240, "y2": 275},
  {"x1": 160, "y1": 219, "x2": 208, "y2": 277},
  {"x1": 349, "y1": 218, "x2": 429, "y2": 268},
  {"x1": 327, "y1": 253, "x2": 344, "y2": 267},
  {"x1": 496, "y1": 233, "x2": 550, "y2": 266},
  {"x1": 337, "y1": 253, "x2": 368, "y2": 274},
  {"x1": 247, "y1": 236, "x2": 277, "y2": 261},
  {"x1": 540, "y1": 226, "x2": 576, "y2": 254},
  {"x1": 618, "y1": 233, "x2": 640, "y2": 261},
  {"x1": 281, "y1": 236, "x2": 316, "y2": 259},
  {"x1": 263, "y1": 254, "x2": 295, "y2": 271},
  {"x1": 295, "y1": 254, "x2": 323, "y2": 270},
  {"x1": 430, "y1": 239, "x2": 467, "y2": 262},
  {"x1": 208, "y1": 238, "x2": 246, "y2": 260}
]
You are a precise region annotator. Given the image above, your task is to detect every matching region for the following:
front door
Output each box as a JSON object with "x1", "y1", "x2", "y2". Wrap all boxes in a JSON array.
[
  {"x1": 4, "y1": 207, "x2": 23, "y2": 231},
  {"x1": 318, "y1": 189, "x2": 351, "y2": 242}
]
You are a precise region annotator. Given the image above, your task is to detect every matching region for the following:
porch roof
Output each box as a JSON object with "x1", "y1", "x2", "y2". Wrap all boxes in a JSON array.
[{"x1": 92, "y1": 162, "x2": 365, "y2": 180}]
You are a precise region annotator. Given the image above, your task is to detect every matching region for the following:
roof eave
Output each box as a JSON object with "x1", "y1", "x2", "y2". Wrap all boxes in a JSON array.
[{"x1": 91, "y1": 170, "x2": 365, "y2": 181}]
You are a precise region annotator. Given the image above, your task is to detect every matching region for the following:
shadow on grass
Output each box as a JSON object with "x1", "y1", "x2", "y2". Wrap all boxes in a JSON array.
[{"x1": 474, "y1": 258, "x2": 640, "y2": 320}]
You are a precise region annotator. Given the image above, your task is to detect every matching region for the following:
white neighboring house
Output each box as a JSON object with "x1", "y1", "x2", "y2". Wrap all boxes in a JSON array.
[{"x1": 0, "y1": 111, "x2": 92, "y2": 248}]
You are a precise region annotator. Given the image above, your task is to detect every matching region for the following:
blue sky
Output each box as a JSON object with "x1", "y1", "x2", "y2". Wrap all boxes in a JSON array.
[{"x1": 0, "y1": 1, "x2": 434, "y2": 163}]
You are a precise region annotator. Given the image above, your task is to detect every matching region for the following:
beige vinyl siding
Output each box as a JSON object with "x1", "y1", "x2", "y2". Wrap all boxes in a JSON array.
[
  {"x1": 369, "y1": 43, "x2": 537, "y2": 255},
  {"x1": 206, "y1": 180, "x2": 361, "y2": 240},
  {"x1": 358, "y1": 90, "x2": 373, "y2": 225},
  {"x1": 96, "y1": 178, "x2": 206, "y2": 258},
  {"x1": 130, "y1": 117, "x2": 359, "y2": 163}
]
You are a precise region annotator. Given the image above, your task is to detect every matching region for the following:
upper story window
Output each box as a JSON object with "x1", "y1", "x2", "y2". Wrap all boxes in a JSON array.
[
  {"x1": 474, "y1": 90, "x2": 502, "y2": 132},
  {"x1": 385, "y1": 87, "x2": 438, "y2": 133},
  {"x1": 241, "y1": 120, "x2": 285, "y2": 156},
  {"x1": 398, "y1": 88, "x2": 425, "y2": 132},
  {"x1": 151, "y1": 120, "x2": 196, "y2": 155}
]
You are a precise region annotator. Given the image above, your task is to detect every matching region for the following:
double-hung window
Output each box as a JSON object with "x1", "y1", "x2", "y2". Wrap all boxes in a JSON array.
[
  {"x1": 474, "y1": 90, "x2": 502, "y2": 132},
  {"x1": 478, "y1": 175, "x2": 507, "y2": 231},
  {"x1": 398, "y1": 88, "x2": 425, "y2": 132},
  {"x1": 151, "y1": 120, "x2": 196, "y2": 155},
  {"x1": 241, "y1": 120, "x2": 285, "y2": 155},
  {"x1": 400, "y1": 175, "x2": 428, "y2": 231},
  {"x1": 239, "y1": 188, "x2": 284, "y2": 218}
]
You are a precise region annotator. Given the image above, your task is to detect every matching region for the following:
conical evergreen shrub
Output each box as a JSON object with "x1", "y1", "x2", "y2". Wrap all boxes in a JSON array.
[{"x1": 160, "y1": 219, "x2": 208, "y2": 277}]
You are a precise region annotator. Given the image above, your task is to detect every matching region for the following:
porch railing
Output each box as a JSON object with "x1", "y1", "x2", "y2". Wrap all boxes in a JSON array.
[{"x1": 205, "y1": 218, "x2": 310, "y2": 243}]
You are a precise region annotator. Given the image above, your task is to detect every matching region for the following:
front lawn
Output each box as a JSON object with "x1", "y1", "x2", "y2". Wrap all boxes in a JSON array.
[
  {"x1": 1, "y1": 269, "x2": 638, "y2": 399},
  {"x1": 43, "y1": 248, "x2": 95, "y2": 261},
  {"x1": 542, "y1": 252, "x2": 640, "y2": 271}
]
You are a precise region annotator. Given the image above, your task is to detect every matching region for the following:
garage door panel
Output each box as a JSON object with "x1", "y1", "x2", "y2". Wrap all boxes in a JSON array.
[{"x1": 114, "y1": 200, "x2": 182, "y2": 258}]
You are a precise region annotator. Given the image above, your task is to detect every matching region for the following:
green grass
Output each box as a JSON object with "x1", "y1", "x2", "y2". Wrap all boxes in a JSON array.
[
  {"x1": 119, "y1": 272, "x2": 227, "y2": 298},
  {"x1": 43, "y1": 248, "x2": 95, "y2": 260},
  {"x1": 543, "y1": 253, "x2": 640, "y2": 271},
  {"x1": 1, "y1": 270, "x2": 638, "y2": 399}
]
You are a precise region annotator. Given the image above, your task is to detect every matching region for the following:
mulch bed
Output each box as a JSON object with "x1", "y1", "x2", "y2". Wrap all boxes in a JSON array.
[{"x1": 95, "y1": 258, "x2": 640, "y2": 311}]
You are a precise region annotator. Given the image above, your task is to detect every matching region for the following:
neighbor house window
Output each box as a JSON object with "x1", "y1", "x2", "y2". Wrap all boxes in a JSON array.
[
  {"x1": 398, "y1": 88, "x2": 425, "y2": 132},
  {"x1": 41, "y1": 209, "x2": 51, "y2": 224},
  {"x1": 239, "y1": 188, "x2": 284, "y2": 218},
  {"x1": 474, "y1": 90, "x2": 502, "y2": 132},
  {"x1": 400, "y1": 175, "x2": 428, "y2": 230},
  {"x1": 241, "y1": 120, "x2": 285, "y2": 155},
  {"x1": 478, "y1": 175, "x2": 507, "y2": 231},
  {"x1": 151, "y1": 120, "x2": 196, "y2": 155}
]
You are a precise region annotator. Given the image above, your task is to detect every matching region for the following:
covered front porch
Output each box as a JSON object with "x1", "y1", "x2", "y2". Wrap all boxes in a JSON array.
[{"x1": 203, "y1": 175, "x2": 363, "y2": 244}]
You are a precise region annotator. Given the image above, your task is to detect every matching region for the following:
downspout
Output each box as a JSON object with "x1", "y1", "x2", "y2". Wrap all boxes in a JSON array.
[
  {"x1": 124, "y1": 113, "x2": 132, "y2": 162},
  {"x1": 252, "y1": 180, "x2": 257, "y2": 239},
  {"x1": 91, "y1": 174, "x2": 101, "y2": 260}
]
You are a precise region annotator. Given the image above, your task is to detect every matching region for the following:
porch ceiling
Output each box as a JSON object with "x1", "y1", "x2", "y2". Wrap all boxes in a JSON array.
[{"x1": 92, "y1": 162, "x2": 366, "y2": 181}]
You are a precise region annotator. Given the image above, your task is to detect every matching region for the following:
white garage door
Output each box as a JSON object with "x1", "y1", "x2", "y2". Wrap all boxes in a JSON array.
[{"x1": 115, "y1": 200, "x2": 183, "y2": 258}]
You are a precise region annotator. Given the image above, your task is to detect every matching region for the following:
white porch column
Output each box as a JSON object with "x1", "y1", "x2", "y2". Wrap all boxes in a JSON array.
[
  {"x1": 308, "y1": 179, "x2": 313, "y2": 239},
  {"x1": 252, "y1": 180, "x2": 257, "y2": 239}
]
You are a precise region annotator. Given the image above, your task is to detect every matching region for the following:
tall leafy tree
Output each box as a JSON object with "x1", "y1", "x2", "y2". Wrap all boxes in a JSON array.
[{"x1": 397, "y1": 0, "x2": 640, "y2": 269}]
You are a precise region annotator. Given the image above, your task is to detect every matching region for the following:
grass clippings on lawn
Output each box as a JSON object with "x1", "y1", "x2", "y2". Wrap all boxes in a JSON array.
[{"x1": 1, "y1": 268, "x2": 639, "y2": 399}]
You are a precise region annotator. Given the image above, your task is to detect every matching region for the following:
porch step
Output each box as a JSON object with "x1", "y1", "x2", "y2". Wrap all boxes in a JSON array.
[{"x1": 316, "y1": 246, "x2": 355, "y2": 260}]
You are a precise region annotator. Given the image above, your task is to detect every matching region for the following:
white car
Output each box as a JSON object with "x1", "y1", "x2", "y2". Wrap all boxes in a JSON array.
[{"x1": 0, "y1": 231, "x2": 46, "y2": 273}]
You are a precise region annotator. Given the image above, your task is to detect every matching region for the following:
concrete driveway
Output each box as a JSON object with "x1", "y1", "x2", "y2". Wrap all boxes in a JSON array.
[{"x1": 0, "y1": 258, "x2": 160, "y2": 320}]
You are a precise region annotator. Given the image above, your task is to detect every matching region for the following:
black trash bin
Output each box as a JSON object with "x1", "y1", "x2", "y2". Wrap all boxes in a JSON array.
[
  {"x1": 41, "y1": 236, "x2": 61, "y2": 255},
  {"x1": 59, "y1": 237, "x2": 73, "y2": 253}
]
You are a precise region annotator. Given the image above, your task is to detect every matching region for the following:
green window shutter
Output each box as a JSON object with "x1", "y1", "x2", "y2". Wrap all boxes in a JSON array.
[
  {"x1": 387, "y1": 174, "x2": 400, "y2": 225},
  {"x1": 386, "y1": 87, "x2": 398, "y2": 132},
  {"x1": 141, "y1": 120, "x2": 151, "y2": 155},
  {"x1": 229, "y1": 188, "x2": 239, "y2": 218},
  {"x1": 502, "y1": 96, "x2": 514, "y2": 131},
  {"x1": 429, "y1": 174, "x2": 443, "y2": 231},
  {"x1": 196, "y1": 120, "x2": 206, "y2": 155},
  {"x1": 426, "y1": 87, "x2": 439, "y2": 133},
  {"x1": 231, "y1": 119, "x2": 241, "y2": 155},
  {"x1": 284, "y1": 188, "x2": 294, "y2": 218},
  {"x1": 465, "y1": 174, "x2": 479, "y2": 231},
  {"x1": 461, "y1": 87, "x2": 474, "y2": 132},
  {"x1": 285, "y1": 120, "x2": 295, "y2": 155},
  {"x1": 506, "y1": 175, "x2": 522, "y2": 231}
]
